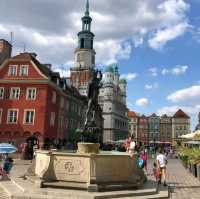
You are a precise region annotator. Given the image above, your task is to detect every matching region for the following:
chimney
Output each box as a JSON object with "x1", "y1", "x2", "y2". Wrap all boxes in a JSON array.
[{"x1": 0, "y1": 39, "x2": 12, "y2": 65}]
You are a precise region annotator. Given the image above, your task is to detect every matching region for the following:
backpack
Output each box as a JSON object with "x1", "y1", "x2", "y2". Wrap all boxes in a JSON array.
[{"x1": 138, "y1": 158, "x2": 145, "y2": 169}]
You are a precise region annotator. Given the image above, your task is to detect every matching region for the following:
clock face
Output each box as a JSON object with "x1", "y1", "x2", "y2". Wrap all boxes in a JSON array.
[{"x1": 77, "y1": 53, "x2": 85, "y2": 62}]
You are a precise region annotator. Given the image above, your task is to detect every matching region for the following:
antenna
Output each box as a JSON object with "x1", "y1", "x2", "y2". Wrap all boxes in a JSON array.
[
  {"x1": 10, "y1": 32, "x2": 13, "y2": 46},
  {"x1": 23, "y1": 43, "x2": 26, "y2": 52}
]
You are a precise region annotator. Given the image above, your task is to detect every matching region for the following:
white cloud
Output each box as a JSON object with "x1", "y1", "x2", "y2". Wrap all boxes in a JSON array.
[
  {"x1": 157, "y1": 105, "x2": 200, "y2": 117},
  {"x1": 148, "y1": 22, "x2": 189, "y2": 49},
  {"x1": 149, "y1": 67, "x2": 158, "y2": 76},
  {"x1": 52, "y1": 66, "x2": 71, "y2": 78},
  {"x1": 136, "y1": 98, "x2": 149, "y2": 107},
  {"x1": 121, "y1": 73, "x2": 138, "y2": 81},
  {"x1": 162, "y1": 65, "x2": 189, "y2": 76},
  {"x1": 145, "y1": 82, "x2": 159, "y2": 90},
  {"x1": 167, "y1": 85, "x2": 200, "y2": 103},
  {"x1": 171, "y1": 65, "x2": 188, "y2": 75}
]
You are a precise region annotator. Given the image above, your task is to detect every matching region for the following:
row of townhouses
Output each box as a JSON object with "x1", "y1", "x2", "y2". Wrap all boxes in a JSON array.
[{"x1": 128, "y1": 109, "x2": 191, "y2": 146}]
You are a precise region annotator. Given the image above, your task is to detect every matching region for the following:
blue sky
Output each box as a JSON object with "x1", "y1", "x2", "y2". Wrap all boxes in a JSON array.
[
  {"x1": 0, "y1": 0, "x2": 199, "y2": 129},
  {"x1": 117, "y1": 0, "x2": 200, "y2": 130}
]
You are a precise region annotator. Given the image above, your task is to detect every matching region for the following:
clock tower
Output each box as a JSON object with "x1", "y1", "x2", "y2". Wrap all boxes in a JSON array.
[{"x1": 70, "y1": 0, "x2": 96, "y2": 96}]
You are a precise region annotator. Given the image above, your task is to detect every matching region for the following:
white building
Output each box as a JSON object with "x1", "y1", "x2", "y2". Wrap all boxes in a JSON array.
[{"x1": 98, "y1": 65, "x2": 129, "y2": 142}]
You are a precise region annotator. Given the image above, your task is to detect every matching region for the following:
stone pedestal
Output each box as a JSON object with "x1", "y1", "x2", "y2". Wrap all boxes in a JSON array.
[
  {"x1": 34, "y1": 150, "x2": 146, "y2": 192},
  {"x1": 77, "y1": 142, "x2": 100, "y2": 154}
]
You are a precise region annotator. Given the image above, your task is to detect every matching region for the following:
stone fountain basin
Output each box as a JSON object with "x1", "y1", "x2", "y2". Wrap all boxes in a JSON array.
[{"x1": 34, "y1": 150, "x2": 145, "y2": 192}]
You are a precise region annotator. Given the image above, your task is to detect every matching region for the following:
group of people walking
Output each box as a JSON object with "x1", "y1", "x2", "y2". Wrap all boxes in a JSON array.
[{"x1": 124, "y1": 134, "x2": 168, "y2": 186}]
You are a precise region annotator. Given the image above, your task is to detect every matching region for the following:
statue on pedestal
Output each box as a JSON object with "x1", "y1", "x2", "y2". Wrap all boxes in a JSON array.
[
  {"x1": 76, "y1": 69, "x2": 103, "y2": 143},
  {"x1": 84, "y1": 69, "x2": 102, "y2": 129}
]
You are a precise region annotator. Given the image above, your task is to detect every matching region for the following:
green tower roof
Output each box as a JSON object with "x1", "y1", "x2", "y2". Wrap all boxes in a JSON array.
[
  {"x1": 119, "y1": 78, "x2": 127, "y2": 84},
  {"x1": 105, "y1": 65, "x2": 114, "y2": 73}
]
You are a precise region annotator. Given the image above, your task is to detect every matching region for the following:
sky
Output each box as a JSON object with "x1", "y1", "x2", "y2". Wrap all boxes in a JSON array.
[{"x1": 0, "y1": 0, "x2": 200, "y2": 130}]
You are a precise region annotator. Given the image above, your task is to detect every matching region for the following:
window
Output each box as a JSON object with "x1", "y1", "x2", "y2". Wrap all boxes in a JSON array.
[
  {"x1": 50, "y1": 112, "x2": 55, "y2": 126},
  {"x1": 0, "y1": 109, "x2": 2, "y2": 124},
  {"x1": 24, "y1": 110, "x2": 35, "y2": 124},
  {"x1": 8, "y1": 65, "x2": 17, "y2": 76},
  {"x1": 26, "y1": 88, "x2": 36, "y2": 100},
  {"x1": 52, "y1": 91, "x2": 56, "y2": 104},
  {"x1": 0, "y1": 88, "x2": 4, "y2": 99},
  {"x1": 7, "y1": 109, "x2": 18, "y2": 124},
  {"x1": 10, "y1": 88, "x2": 20, "y2": 99},
  {"x1": 20, "y1": 65, "x2": 28, "y2": 76}
]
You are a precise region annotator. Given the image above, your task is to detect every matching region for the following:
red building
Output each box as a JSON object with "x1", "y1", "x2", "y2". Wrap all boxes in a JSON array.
[{"x1": 0, "y1": 40, "x2": 87, "y2": 147}]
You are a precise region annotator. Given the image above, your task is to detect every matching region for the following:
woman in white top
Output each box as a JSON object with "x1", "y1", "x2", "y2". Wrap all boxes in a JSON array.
[{"x1": 156, "y1": 148, "x2": 167, "y2": 186}]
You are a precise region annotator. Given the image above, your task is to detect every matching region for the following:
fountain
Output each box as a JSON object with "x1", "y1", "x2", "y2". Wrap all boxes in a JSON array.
[{"x1": 32, "y1": 69, "x2": 146, "y2": 192}]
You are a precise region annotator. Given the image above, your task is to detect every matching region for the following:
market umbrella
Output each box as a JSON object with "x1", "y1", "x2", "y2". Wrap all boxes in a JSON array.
[{"x1": 0, "y1": 143, "x2": 17, "y2": 153}]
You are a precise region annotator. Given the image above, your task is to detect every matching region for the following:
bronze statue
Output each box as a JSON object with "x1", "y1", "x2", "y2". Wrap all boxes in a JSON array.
[{"x1": 84, "y1": 69, "x2": 102, "y2": 129}]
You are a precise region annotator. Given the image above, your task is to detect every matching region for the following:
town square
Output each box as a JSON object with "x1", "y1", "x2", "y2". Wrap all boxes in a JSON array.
[{"x1": 0, "y1": 0, "x2": 200, "y2": 198}]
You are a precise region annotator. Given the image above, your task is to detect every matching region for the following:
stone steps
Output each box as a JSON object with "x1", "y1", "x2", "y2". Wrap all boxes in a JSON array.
[{"x1": 0, "y1": 177, "x2": 169, "y2": 199}]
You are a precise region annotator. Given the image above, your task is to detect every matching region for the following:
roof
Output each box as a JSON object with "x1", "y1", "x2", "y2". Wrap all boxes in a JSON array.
[
  {"x1": 173, "y1": 109, "x2": 190, "y2": 118},
  {"x1": 105, "y1": 65, "x2": 114, "y2": 73},
  {"x1": 128, "y1": 111, "x2": 137, "y2": 117},
  {"x1": 119, "y1": 78, "x2": 127, "y2": 84},
  {"x1": 150, "y1": 113, "x2": 157, "y2": 117},
  {"x1": 161, "y1": 114, "x2": 169, "y2": 118}
]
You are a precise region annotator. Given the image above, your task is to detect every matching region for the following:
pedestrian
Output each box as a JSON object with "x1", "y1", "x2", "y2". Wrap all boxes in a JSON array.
[
  {"x1": 124, "y1": 134, "x2": 132, "y2": 152},
  {"x1": 127, "y1": 135, "x2": 136, "y2": 158},
  {"x1": 152, "y1": 162, "x2": 161, "y2": 183},
  {"x1": 156, "y1": 148, "x2": 167, "y2": 186},
  {"x1": 140, "y1": 149, "x2": 148, "y2": 173},
  {"x1": 3, "y1": 156, "x2": 13, "y2": 175}
]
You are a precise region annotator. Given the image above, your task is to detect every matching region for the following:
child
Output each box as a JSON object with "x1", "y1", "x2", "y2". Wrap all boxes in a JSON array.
[
  {"x1": 140, "y1": 150, "x2": 148, "y2": 173},
  {"x1": 152, "y1": 162, "x2": 161, "y2": 183}
]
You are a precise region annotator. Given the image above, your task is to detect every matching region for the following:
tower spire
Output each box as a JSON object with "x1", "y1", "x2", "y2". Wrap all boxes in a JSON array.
[{"x1": 85, "y1": 0, "x2": 89, "y2": 16}]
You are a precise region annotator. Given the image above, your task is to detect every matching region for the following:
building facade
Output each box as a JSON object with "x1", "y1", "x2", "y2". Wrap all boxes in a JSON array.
[
  {"x1": 128, "y1": 111, "x2": 138, "y2": 141},
  {"x1": 148, "y1": 113, "x2": 160, "y2": 143},
  {"x1": 98, "y1": 65, "x2": 129, "y2": 142},
  {"x1": 160, "y1": 114, "x2": 172, "y2": 143},
  {"x1": 195, "y1": 112, "x2": 200, "y2": 131},
  {"x1": 0, "y1": 49, "x2": 87, "y2": 147},
  {"x1": 128, "y1": 109, "x2": 190, "y2": 145},
  {"x1": 172, "y1": 109, "x2": 190, "y2": 146},
  {"x1": 138, "y1": 115, "x2": 149, "y2": 145}
]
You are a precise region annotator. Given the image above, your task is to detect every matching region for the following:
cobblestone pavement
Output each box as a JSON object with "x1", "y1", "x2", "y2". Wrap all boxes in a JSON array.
[
  {"x1": 0, "y1": 187, "x2": 8, "y2": 199},
  {"x1": 148, "y1": 158, "x2": 200, "y2": 199}
]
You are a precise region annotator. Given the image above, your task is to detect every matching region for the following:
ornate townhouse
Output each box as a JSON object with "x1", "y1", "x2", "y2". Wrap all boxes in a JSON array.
[
  {"x1": 0, "y1": 41, "x2": 87, "y2": 147},
  {"x1": 128, "y1": 111, "x2": 139, "y2": 142},
  {"x1": 160, "y1": 114, "x2": 172, "y2": 143},
  {"x1": 138, "y1": 115, "x2": 149, "y2": 145},
  {"x1": 172, "y1": 109, "x2": 190, "y2": 146},
  {"x1": 148, "y1": 113, "x2": 160, "y2": 143}
]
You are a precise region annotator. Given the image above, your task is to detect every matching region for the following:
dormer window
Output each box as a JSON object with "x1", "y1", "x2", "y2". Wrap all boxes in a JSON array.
[
  {"x1": 20, "y1": 65, "x2": 29, "y2": 76},
  {"x1": 8, "y1": 65, "x2": 17, "y2": 76}
]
